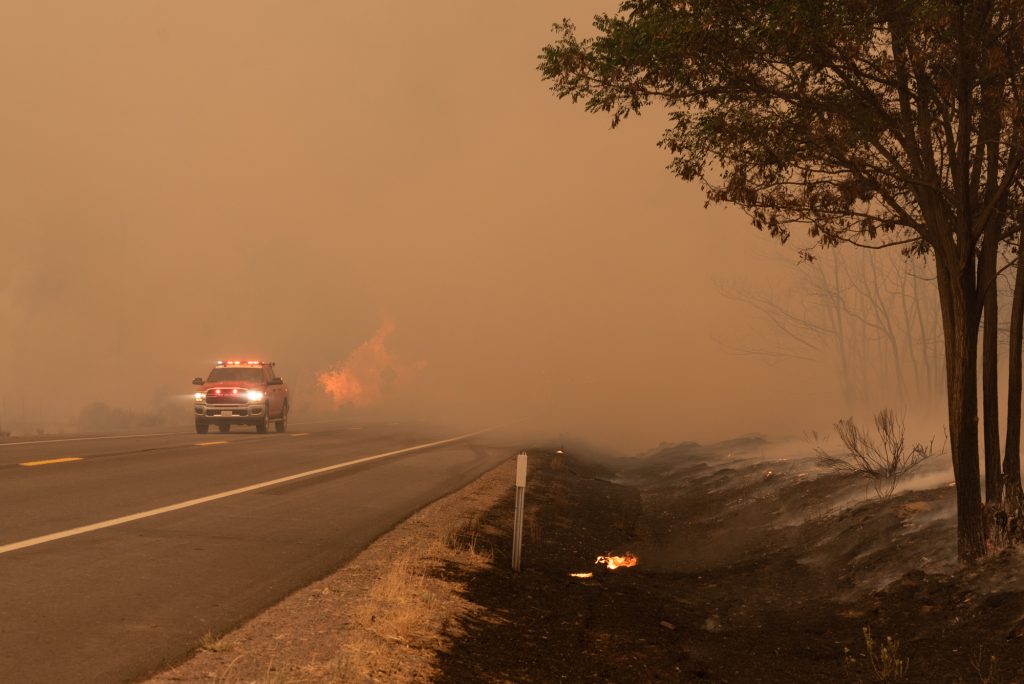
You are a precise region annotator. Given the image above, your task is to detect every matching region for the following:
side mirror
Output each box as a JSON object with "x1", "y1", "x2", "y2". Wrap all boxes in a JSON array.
[
  {"x1": 268, "y1": 377, "x2": 284, "y2": 386},
  {"x1": 192, "y1": 377, "x2": 205, "y2": 385}
]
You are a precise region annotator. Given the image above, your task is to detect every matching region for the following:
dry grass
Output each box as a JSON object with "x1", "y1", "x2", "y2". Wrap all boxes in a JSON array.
[
  {"x1": 198, "y1": 632, "x2": 230, "y2": 654},
  {"x1": 178, "y1": 529, "x2": 494, "y2": 684},
  {"x1": 335, "y1": 519, "x2": 494, "y2": 682}
]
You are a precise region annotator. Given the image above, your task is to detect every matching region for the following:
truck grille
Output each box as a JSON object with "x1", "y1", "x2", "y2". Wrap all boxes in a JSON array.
[{"x1": 206, "y1": 389, "x2": 247, "y2": 405}]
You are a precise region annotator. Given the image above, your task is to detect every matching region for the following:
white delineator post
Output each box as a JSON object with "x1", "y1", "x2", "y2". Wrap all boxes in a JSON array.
[{"x1": 512, "y1": 451, "x2": 528, "y2": 572}]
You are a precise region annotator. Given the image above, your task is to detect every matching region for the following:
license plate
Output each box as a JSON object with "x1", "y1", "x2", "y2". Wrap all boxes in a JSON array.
[{"x1": 220, "y1": 410, "x2": 232, "y2": 417}]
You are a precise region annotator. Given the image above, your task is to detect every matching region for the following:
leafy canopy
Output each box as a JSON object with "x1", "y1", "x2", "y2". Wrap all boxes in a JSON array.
[{"x1": 540, "y1": 0, "x2": 1024, "y2": 263}]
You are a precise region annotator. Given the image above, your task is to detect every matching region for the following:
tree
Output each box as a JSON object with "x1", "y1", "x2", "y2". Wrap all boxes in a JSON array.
[
  {"x1": 540, "y1": 0, "x2": 1024, "y2": 562},
  {"x1": 1006, "y1": 229, "x2": 1024, "y2": 507},
  {"x1": 718, "y1": 249, "x2": 944, "y2": 409}
]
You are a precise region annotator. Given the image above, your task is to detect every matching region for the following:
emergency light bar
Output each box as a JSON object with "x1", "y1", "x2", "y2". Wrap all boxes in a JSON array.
[{"x1": 215, "y1": 360, "x2": 275, "y2": 367}]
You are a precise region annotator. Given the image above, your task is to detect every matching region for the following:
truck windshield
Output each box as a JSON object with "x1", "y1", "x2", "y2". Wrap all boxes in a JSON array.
[{"x1": 207, "y1": 367, "x2": 263, "y2": 383}]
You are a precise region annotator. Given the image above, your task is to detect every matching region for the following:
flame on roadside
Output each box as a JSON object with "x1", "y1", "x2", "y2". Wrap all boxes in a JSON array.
[
  {"x1": 317, "y1": 321, "x2": 426, "y2": 406},
  {"x1": 595, "y1": 552, "x2": 638, "y2": 570},
  {"x1": 569, "y1": 572, "x2": 593, "y2": 578}
]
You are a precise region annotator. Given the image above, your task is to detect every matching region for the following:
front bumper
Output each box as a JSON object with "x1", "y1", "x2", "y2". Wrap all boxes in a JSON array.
[{"x1": 195, "y1": 403, "x2": 265, "y2": 424}]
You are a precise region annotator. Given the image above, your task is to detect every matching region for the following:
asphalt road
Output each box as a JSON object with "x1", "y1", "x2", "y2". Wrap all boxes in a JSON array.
[{"x1": 0, "y1": 420, "x2": 511, "y2": 683}]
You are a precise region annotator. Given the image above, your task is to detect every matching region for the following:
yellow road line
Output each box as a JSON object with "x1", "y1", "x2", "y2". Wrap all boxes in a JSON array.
[
  {"x1": 19, "y1": 457, "x2": 83, "y2": 467},
  {"x1": 291, "y1": 433, "x2": 309, "y2": 437},
  {"x1": 195, "y1": 441, "x2": 227, "y2": 447}
]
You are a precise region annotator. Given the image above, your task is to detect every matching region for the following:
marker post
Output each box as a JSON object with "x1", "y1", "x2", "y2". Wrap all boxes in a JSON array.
[{"x1": 512, "y1": 451, "x2": 527, "y2": 572}]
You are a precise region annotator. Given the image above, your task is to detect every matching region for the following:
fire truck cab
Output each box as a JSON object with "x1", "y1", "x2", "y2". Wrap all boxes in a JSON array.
[{"x1": 192, "y1": 361, "x2": 289, "y2": 434}]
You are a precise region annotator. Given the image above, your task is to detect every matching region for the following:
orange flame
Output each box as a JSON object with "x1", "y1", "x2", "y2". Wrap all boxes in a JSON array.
[
  {"x1": 317, "y1": 321, "x2": 425, "y2": 406},
  {"x1": 595, "y1": 552, "x2": 638, "y2": 570},
  {"x1": 569, "y1": 572, "x2": 594, "y2": 579}
]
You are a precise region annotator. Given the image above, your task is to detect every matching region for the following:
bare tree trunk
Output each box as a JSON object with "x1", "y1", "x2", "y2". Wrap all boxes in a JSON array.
[
  {"x1": 938, "y1": 263, "x2": 986, "y2": 562},
  {"x1": 897, "y1": 259, "x2": 924, "y2": 402},
  {"x1": 978, "y1": 67, "x2": 1007, "y2": 507},
  {"x1": 911, "y1": 263, "x2": 938, "y2": 401},
  {"x1": 1005, "y1": 246, "x2": 1024, "y2": 509},
  {"x1": 867, "y1": 258, "x2": 909, "y2": 403},
  {"x1": 983, "y1": 271, "x2": 1002, "y2": 504},
  {"x1": 829, "y1": 256, "x2": 854, "y2": 407}
]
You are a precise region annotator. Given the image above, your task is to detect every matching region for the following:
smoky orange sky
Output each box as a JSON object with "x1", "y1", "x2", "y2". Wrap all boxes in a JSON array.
[{"x1": 0, "y1": 1, "x2": 858, "y2": 450}]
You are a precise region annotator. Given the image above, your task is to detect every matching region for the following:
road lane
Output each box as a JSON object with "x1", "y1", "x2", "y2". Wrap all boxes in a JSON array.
[
  {"x1": 0, "y1": 419, "x2": 364, "y2": 467},
  {"x1": 0, "y1": 423, "x2": 510, "y2": 683},
  {"x1": 0, "y1": 425, "x2": 424, "y2": 544},
  {"x1": 0, "y1": 427, "x2": 488, "y2": 555}
]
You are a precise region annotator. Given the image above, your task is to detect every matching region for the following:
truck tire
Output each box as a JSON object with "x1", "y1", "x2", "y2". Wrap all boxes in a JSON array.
[
  {"x1": 218, "y1": 424, "x2": 231, "y2": 434},
  {"x1": 275, "y1": 403, "x2": 288, "y2": 433},
  {"x1": 256, "y1": 408, "x2": 269, "y2": 434},
  {"x1": 195, "y1": 421, "x2": 209, "y2": 435}
]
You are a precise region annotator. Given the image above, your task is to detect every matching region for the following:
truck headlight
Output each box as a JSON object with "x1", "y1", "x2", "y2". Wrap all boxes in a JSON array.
[
  {"x1": 194, "y1": 392, "x2": 204, "y2": 402},
  {"x1": 247, "y1": 390, "x2": 265, "y2": 402}
]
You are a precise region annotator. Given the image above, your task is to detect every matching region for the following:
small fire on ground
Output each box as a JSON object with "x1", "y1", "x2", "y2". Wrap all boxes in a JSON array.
[
  {"x1": 596, "y1": 552, "x2": 638, "y2": 570},
  {"x1": 569, "y1": 552, "x2": 638, "y2": 578}
]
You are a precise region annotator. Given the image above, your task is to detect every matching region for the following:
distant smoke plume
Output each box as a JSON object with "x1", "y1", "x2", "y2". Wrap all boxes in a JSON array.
[{"x1": 317, "y1": 321, "x2": 426, "y2": 407}]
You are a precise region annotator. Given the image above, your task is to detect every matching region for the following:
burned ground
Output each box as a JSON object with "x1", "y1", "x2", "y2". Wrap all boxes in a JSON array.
[{"x1": 437, "y1": 445, "x2": 1024, "y2": 683}]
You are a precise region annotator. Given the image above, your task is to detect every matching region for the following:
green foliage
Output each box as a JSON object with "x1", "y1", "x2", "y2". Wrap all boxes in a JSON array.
[{"x1": 539, "y1": 1, "x2": 1024, "y2": 259}]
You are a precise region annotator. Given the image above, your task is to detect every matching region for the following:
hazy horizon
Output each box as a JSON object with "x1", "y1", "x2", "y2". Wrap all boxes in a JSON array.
[{"x1": 0, "y1": 1, "x2": 940, "y2": 452}]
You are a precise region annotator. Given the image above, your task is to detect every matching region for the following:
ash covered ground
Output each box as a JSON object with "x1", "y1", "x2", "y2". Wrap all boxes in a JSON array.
[{"x1": 437, "y1": 440, "x2": 1024, "y2": 683}]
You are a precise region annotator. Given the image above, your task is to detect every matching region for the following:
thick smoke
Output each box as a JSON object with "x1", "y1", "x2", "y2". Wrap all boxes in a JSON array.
[{"x1": 0, "y1": 1, "x2": 921, "y2": 450}]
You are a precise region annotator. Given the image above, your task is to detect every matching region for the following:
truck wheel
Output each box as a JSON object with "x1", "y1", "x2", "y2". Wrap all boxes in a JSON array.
[
  {"x1": 218, "y1": 424, "x2": 231, "y2": 434},
  {"x1": 256, "y1": 409, "x2": 269, "y2": 434},
  {"x1": 195, "y1": 421, "x2": 209, "y2": 435},
  {"x1": 275, "y1": 403, "x2": 288, "y2": 433}
]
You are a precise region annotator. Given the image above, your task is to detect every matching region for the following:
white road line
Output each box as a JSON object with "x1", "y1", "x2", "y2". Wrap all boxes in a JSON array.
[
  {"x1": 0, "y1": 428, "x2": 490, "y2": 556},
  {"x1": 0, "y1": 432, "x2": 189, "y2": 448}
]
